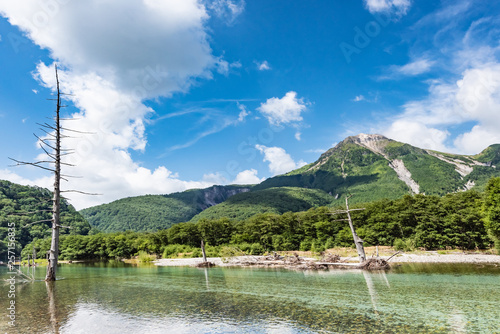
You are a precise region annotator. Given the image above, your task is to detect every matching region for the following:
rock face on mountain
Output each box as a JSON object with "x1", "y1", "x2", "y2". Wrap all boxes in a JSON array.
[
  {"x1": 253, "y1": 134, "x2": 499, "y2": 204},
  {"x1": 81, "y1": 134, "x2": 500, "y2": 229}
]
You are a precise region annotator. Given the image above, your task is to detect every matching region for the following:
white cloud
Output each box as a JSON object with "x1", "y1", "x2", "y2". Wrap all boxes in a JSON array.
[
  {"x1": 364, "y1": 0, "x2": 411, "y2": 15},
  {"x1": 207, "y1": 0, "x2": 245, "y2": 25},
  {"x1": 202, "y1": 172, "x2": 228, "y2": 184},
  {"x1": 384, "y1": 120, "x2": 450, "y2": 151},
  {"x1": 294, "y1": 132, "x2": 301, "y2": 141},
  {"x1": 255, "y1": 145, "x2": 306, "y2": 175},
  {"x1": 0, "y1": 169, "x2": 50, "y2": 188},
  {"x1": 232, "y1": 169, "x2": 264, "y2": 184},
  {"x1": 382, "y1": 64, "x2": 500, "y2": 154},
  {"x1": 216, "y1": 58, "x2": 242, "y2": 76},
  {"x1": 237, "y1": 103, "x2": 250, "y2": 122},
  {"x1": 0, "y1": 0, "x2": 229, "y2": 209},
  {"x1": 353, "y1": 95, "x2": 365, "y2": 102},
  {"x1": 392, "y1": 58, "x2": 434, "y2": 76},
  {"x1": 257, "y1": 60, "x2": 271, "y2": 71},
  {"x1": 257, "y1": 91, "x2": 308, "y2": 126}
]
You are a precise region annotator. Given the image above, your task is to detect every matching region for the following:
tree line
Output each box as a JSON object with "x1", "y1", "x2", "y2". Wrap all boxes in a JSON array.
[{"x1": 22, "y1": 178, "x2": 500, "y2": 260}]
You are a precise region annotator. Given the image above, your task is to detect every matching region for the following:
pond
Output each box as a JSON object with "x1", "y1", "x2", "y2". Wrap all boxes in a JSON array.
[{"x1": 1, "y1": 262, "x2": 499, "y2": 333}]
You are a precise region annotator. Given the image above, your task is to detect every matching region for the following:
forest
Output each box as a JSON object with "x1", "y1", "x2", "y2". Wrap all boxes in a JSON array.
[
  {"x1": 0, "y1": 180, "x2": 91, "y2": 259},
  {"x1": 21, "y1": 177, "x2": 500, "y2": 260}
]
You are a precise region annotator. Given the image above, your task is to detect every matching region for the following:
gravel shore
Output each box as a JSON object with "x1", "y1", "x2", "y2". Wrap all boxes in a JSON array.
[
  {"x1": 154, "y1": 253, "x2": 500, "y2": 267},
  {"x1": 388, "y1": 252, "x2": 500, "y2": 264}
]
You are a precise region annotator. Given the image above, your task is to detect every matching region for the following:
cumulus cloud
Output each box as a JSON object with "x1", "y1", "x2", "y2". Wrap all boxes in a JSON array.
[
  {"x1": 0, "y1": 0, "x2": 229, "y2": 209},
  {"x1": 0, "y1": 169, "x2": 50, "y2": 188},
  {"x1": 255, "y1": 145, "x2": 306, "y2": 175},
  {"x1": 382, "y1": 64, "x2": 500, "y2": 154},
  {"x1": 232, "y1": 169, "x2": 264, "y2": 184},
  {"x1": 364, "y1": 0, "x2": 411, "y2": 16},
  {"x1": 257, "y1": 91, "x2": 308, "y2": 126}
]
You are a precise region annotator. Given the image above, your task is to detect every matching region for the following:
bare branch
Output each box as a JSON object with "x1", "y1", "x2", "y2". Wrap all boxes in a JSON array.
[
  {"x1": 39, "y1": 143, "x2": 57, "y2": 160},
  {"x1": 60, "y1": 126, "x2": 96, "y2": 134},
  {"x1": 34, "y1": 134, "x2": 57, "y2": 151},
  {"x1": 61, "y1": 190, "x2": 101, "y2": 196},
  {"x1": 8, "y1": 158, "x2": 56, "y2": 172}
]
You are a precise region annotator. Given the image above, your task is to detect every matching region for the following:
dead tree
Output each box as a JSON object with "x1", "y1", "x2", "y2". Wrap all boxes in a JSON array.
[
  {"x1": 45, "y1": 66, "x2": 62, "y2": 281},
  {"x1": 330, "y1": 194, "x2": 366, "y2": 263},
  {"x1": 9, "y1": 64, "x2": 95, "y2": 281}
]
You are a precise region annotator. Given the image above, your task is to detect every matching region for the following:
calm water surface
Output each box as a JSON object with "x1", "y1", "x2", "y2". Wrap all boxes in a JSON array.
[{"x1": 1, "y1": 262, "x2": 499, "y2": 333}]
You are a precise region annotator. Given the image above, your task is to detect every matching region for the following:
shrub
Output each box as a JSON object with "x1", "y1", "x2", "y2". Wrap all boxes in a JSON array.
[
  {"x1": 250, "y1": 243, "x2": 264, "y2": 255},
  {"x1": 138, "y1": 251, "x2": 155, "y2": 263},
  {"x1": 393, "y1": 238, "x2": 416, "y2": 252},
  {"x1": 393, "y1": 238, "x2": 405, "y2": 251},
  {"x1": 299, "y1": 239, "x2": 312, "y2": 251}
]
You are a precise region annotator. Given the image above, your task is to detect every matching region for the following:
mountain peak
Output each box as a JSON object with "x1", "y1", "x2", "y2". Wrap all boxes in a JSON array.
[{"x1": 344, "y1": 133, "x2": 392, "y2": 157}]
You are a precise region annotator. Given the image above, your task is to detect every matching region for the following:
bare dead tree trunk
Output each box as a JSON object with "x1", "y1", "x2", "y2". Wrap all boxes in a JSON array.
[
  {"x1": 345, "y1": 195, "x2": 366, "y2": 263},
  {"x1": 45, "y1": 66, "x2": 62, "y2": 282},
  {"x1": 201, "y1": 239, "x2": 207, "y2": 263},
  {"x1": 9, "y1": 64, "x2": 96, "y2": 280}
]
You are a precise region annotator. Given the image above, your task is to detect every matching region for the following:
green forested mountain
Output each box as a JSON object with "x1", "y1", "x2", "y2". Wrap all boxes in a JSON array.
[
  {"x1": 0, "y1": 180, "x2": 91, "y2": 259},
  {"x1": 80, "y1": 185, "x2": 251, "y2": 232},
  {"x1": 190, "y1": 187, "x2": 336, "y2": 222},
  {"x1": 254, "y1": 134, "x2": 500, "y2": 201},
  {"x1": 80, "y1": 134, "x2": 500, "y2": 231},
  {"x1": 24, "y1": 186, "x2": 497, "y2": 261}
]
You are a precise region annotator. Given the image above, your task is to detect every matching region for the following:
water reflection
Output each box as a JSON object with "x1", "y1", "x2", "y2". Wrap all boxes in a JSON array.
[
  {"x1": 362, "y1": 271, "x2": 379, "y2": 315},
  {"x1": 1, "y1": 263, "x2": 499, "y2": 333},
  {"x1": 203, "y1": 267, "x2": 210, "y2": 290},
  {"x1": 46, "y1": 281, "x2": 60, "y2": 334}
]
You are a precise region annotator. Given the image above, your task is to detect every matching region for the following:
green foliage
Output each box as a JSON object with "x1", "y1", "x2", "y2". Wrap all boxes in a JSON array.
[
  {"x1": 80, "y1": 185, "x2": 251, "y2": 233},
  {"x1": 191, "y1": 187, "x2": 336, "y2": 222},
  {"x1": 22, "y1": 180, "x2": 500, "y2": 260},
  {"x1": 138, "y1": 251, "x2": 155, "y2": 263},
  {"x1": 474, "y1": 144, "x2": 500, "y2": 165},
  {"x1": 483, "y1": 177, "x2": 500, "y2": 251},
  {"x1": 393, "y1": 238, "x2": 415, "y2": 252},
  {"x1": 0, "y1": 180, "x2": 91, "y2": 259}
]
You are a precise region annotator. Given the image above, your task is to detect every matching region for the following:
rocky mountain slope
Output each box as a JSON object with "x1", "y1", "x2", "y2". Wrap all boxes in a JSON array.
[{"x1": 193, "y1": 134, "x2": 500, "y2": 221}]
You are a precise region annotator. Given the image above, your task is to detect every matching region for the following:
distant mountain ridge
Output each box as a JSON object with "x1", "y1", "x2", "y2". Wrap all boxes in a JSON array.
[
  {"x1": 80, "y1": 185, "x2": 251, "y2": 232},
  {"x1": 81, "y1": 134, "x2": 500, "y2": 231}
]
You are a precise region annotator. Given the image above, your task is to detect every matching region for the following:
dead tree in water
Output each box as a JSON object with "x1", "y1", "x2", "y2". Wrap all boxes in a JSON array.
[
  {"x1": 10, "y1": 65, "x2": 95, "y2": 281},
  {"x1": 45, "y1": 67, "x2": 62, "y2": 281},
  {"x1": 330, "y1": 194, "x2": 366, "y2": 263}
]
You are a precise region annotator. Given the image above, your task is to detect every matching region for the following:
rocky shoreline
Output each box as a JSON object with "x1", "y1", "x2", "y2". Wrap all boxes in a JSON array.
[{"x1": 154, "y1": 252, "x2": 500, "y2": 268}]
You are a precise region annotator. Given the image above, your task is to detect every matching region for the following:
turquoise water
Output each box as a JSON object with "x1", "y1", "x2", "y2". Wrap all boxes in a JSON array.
[{"x1": 1, "y1": 262, "x2": 499, "y2": 333}]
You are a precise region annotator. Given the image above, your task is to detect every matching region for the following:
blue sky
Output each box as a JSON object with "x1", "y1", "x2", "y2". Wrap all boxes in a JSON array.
[{"x1": 1, "y1": 0, "x2": 500, "y2": 209}]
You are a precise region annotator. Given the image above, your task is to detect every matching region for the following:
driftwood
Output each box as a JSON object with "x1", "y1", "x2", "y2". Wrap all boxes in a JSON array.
[
  {"x1": 360, "y1": 258, "x2": 390, "y2": 270},
  {"x1": 196, "y1": 261, "x2": 215, "y2": 268}
]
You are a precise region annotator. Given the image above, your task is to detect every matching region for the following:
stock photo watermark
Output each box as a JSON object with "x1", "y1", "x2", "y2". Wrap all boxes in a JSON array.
[
  {"x1": 5, "y1": 221, "x2": 17, "y2": 328},
  {"x1": 339, "y1": 12, "x2": 391, "y2": 64}
]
